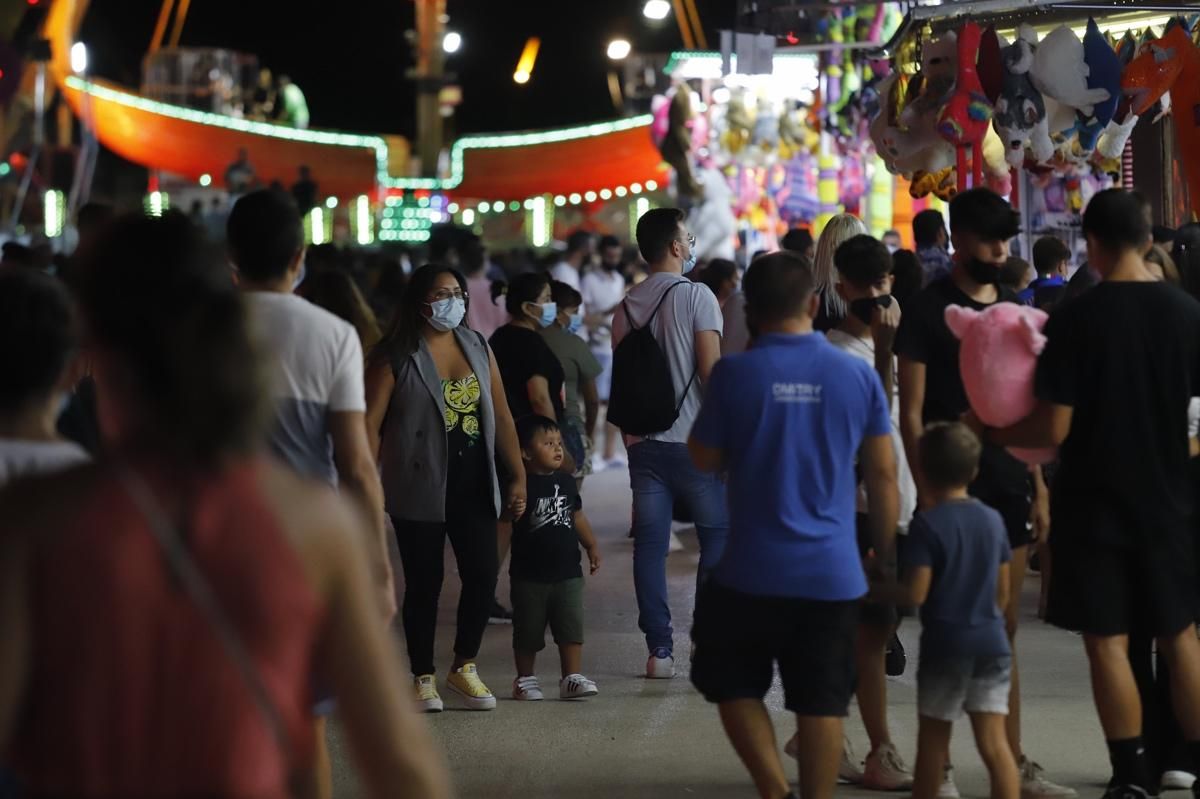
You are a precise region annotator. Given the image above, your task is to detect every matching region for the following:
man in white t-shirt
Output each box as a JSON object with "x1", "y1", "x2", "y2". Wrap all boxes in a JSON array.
[
  {"x1": 0, "y1": 268, "x2": 90, "y2": 487},
  {"x1": 550, "y1": 229, "x2": 595, "y2": 296},
  {"x1": 823, "y1": 233, "x2": 918, "y2": 789},
  {"x1": 582, "y1": 235, "x2": 629, "y2": 465},
  {"x1": 611, "y1": 207, "x2": 728, "y2": 679},
  {"x1": 229, "y1": 190, "x2": 391, "y2": 798}
]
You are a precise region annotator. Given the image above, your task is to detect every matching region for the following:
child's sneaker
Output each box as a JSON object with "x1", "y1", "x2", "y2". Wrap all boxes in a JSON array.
[
  {"x1": 413, "y1": 674, "x2": 443, "y2": 713},
  {"x1": 560, "y1": 673, "x2": 599, "y2": 699},
  {"x1": 446, "y1": 663, "x2": 497, "y2": 710},
  {"x1": 1019, "y1": 758, "x2": 1077, "y2": 799},
  {"x1": 939, "y1": 765, "x2": 961, "y2": 799},
  {"x1": 646, "y1": 647, "x2": 675, "y2": 679},
  {"x1": 512, "y1": 675, "x2": 544, "y2": 701}
]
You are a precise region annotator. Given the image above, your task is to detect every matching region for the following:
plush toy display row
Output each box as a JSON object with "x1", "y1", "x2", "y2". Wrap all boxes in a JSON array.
[{"x1": 871, "y1": 17, "x2": 1199, "y2": 202}]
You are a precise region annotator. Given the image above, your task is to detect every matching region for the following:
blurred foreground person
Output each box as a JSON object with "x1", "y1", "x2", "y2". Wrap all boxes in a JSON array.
[{"x1": 0, "y1": 213, "x2": 451, "y2": 799}]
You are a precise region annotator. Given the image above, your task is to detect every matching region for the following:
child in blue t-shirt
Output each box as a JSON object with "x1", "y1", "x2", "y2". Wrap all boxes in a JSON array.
[
  {"x1": 509, "y1": 415, "x2": 602, "y2": 702},
  {"x1": 873, "y1": 422, "x2": 1018, "y2": 799}
]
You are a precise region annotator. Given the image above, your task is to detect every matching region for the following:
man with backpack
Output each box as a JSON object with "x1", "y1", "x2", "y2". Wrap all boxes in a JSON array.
[{"x1": 610, "y1": 207, "x2": 728, "y2": 679}]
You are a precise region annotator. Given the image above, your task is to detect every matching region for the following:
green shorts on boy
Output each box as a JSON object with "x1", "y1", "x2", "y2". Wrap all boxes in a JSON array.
[{"x1": 510, "y1": 416, "x2": 602, "y2": 701}]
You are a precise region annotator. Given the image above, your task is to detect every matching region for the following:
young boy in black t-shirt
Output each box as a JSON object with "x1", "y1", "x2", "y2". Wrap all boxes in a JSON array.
[
  {"x1": 894, "y1": 188, "x2": 1070, "y2": 799},
  {"x1": 985, "y1": 189, "x2": 1200, "y2": 799},
  {"x1": 510, "y1": 415, "x2": 602, "y2": 701}
]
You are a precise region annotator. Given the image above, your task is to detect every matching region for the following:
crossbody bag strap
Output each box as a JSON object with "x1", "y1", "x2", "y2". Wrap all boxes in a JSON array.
[{"x1": 118, "y1": 467, "x2": 296, "y2": 777}]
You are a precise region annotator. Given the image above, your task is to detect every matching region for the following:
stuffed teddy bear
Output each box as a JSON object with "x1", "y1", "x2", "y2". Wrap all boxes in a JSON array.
[
  {"x1": 993, "y1": 27, "x2": 1054, "y2": 167},
  {"x1": 944, "y1": 303, "x2": 1056, "y2": 465}
]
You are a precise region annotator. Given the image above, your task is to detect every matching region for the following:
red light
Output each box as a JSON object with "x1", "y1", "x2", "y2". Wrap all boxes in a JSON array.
[
  {"x1": 785, "y1": 31, "x2": 799, "y2": 44},
  {"x1": 27, "y1": 0, "x2": 39, "y2": 6},
  {"x1": 0, "y1": 70, "x2": 6, "y2": 80}
]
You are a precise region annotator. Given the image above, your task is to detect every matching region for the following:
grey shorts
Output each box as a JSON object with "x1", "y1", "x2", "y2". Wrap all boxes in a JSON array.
[
  {"x1": 918, "y1": 655, "x2": 1012, "y2": 721},
  {"x1": 511, "y1": 577, "x2": 585, "y2": 653}
]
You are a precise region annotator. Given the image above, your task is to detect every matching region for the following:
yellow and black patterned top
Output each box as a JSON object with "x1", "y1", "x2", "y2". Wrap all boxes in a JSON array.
[{"x1": 442, "y1": 373, "x2": 482, "y2": 456}]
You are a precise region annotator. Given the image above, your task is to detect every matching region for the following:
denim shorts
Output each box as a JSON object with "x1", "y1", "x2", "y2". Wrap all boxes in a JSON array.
[{"x1": 917, "y1": 654, "x2": 1012, "y2": 721}]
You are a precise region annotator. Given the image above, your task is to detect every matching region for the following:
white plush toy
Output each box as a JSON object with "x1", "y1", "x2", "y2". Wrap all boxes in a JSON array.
[
  {"x1": 688, "y1": 166, "x2": 737, "y2": 262},
  {"x1": 1030, "y1": 25, "x2": 1110, "y2": 118}
]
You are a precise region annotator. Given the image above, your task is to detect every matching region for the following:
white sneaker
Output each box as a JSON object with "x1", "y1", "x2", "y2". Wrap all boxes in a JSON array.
[
  {"x1": 1020, "y1": 758, "x2": 1077, "y2": 799},
  {"x1": 646, "y1": 647, "x2": 675, "y2": 679},
  {"x1": 413, "y1": 674, "x2": 443, "y2": 713},
  {"x1": 863, "y1": 742, "x2": 914, "y2": 790},
  {"x1": 939, "y1": 765, "x2": 961, "y2": 799},
  {"x1": 1162, "y1": 771, "x2": 1197, "y2": 791},
  {"x1": 560, "y1": 673, "x2": 599, "y2": 699},
  {"x1": 512, "y1": 675, "x2": 544, "y2": 701},
  {"x1": 840, "y1": 737, "x2": 866, "y2": 784}
]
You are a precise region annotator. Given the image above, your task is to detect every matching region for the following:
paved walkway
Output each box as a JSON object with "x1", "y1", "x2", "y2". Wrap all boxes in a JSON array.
[{"x1": 329, "y1": 463, "x2": 1113, "y2": 798}]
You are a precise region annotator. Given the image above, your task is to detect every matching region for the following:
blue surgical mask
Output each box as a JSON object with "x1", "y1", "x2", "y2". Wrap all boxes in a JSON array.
[
  {"x1": 566, "y1": 312, "x2": 584, "y2": 334},
  {"x1": 682, "y1": 251, "x2": 698, "y2": 274},
  {"x1": 427, "y1": 297, "x2": 466, "y2": 331},
  {"x1": 535, "y1": 301, "x2": 558, "y2": 328}
]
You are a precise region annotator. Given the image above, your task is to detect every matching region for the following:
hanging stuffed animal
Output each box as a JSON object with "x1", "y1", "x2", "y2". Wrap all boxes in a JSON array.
[
  {"x1": 1124, "y1": 21, "x2": 1200, "y2": 215},
  {"x1": 1076, "y1": 17, "x2": 1122, "y2": 153},
  {"x1": 779, "y1": 100, "x2": 819, "y2": 161},
  {"x1": 981, "y1": 126, "x2": 1013, "y2": 196},
  {"x1": 978, "y1": 26, "x2": 1005, "y2": 105},
  {"x1": 721, "y1": 87, "x2": 756, "y2": 156},
  {"x1": 659, "y1": 87, "x2": 702, "y2": 203},
  {"x1": 938, "y1": 22, "x2": 994, "y2": 191},
  {"x1": 1030, "y1": 25, "x2": 1111, "y2": 122},
  {"x1": 993, "y1": 27, "x2": 1054, "y2": 166},
  {"x1": 896, "y1": 32, "x2": 959, "y2": 187}
]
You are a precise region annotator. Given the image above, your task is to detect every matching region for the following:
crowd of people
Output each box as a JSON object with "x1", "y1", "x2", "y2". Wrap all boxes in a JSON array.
[{"x1": 1, "y1": 179, "x2": 1200, "y2": 799}]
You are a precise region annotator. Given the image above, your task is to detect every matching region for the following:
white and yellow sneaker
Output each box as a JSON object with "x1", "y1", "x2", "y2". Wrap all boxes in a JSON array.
[
  {"x1": 414, "y1": 674, "x2": 443, "y2": 713},
  {"x1": 446, "y1": 663, "x2": 497, "y2": 710}
]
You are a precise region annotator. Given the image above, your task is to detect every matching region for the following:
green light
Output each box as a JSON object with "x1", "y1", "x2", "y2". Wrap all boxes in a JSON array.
[
  {"x1": 615, "y1": 186, "x2": 628, "y2": 198},
  {"x1": 144, "y1": 190, "x2": 167, "y2": 218},
  {"x1": 325, "y1": 196, "x2": 338, "y2": 209},
  {"x1": 661, "y1": 49, "x2": 814, "y2": 76},
  {"x1": 355, "y1": 195, "x2": 373, "y2": 245},
  {"x1": 418, "y1": 196, "x2": 430, "y2": 208},
  {"x1": 0, "y1": 163, "x2": 11, "y2": 177},
  {"x1": 478, "y1": 202, "x2": 489, "y2": 213},
  {"x1": 509, "y1": 200, "x2": 521, "y2": 212},
  {"x1": 198, "y1": 173, "x2": 211, "y2": 187},
  {"x1": 448, "y1": 202, "x2": 459, "y2": 213},
  {"x1": 554, "y1": 195, "x2": 566, "y2": 206},
  {"x1": 630, "y1": 183, "x2": 642, "y2": 194},
  {"x1": 523, "y1": 198, "x2": 535, "y2": 210},
  {"x1": 492, "y1": 201, "x2": 506, "y2": 213},
  {"x1": 600, "y1": 188, "x2": 612, "y2": 200},
  {"x1": 645, "y1": 179, "x2": 658, "y2": 191},
  {"x1": 568, "y1": 193, "x2": 582, "y2": 204},
  {"x1": 584, "y1": 191, "x2": 597, "y2": 202},
  {"x1": 45, "y1": 189, "x2": 64, "y2": 236}
]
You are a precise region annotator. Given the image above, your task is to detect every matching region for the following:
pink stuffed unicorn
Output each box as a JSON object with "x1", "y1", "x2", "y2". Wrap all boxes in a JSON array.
[{"x1": 944, "y1": 303, "x2": 1056, "y2": 465}]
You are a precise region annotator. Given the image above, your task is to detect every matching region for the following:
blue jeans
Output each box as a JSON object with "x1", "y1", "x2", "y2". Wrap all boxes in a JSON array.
[{"x1": 629, "y1": 440, "x2": 729, "y2": 653}]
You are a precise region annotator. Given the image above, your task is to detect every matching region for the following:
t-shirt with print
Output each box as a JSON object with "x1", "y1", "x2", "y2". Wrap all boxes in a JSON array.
[
  {"x1": 893, "y1": 275, "x2": 1029, "y2": 493},
  {"x1": 489, "y1": 324, "x2": 566, "y2": 423},
  {"x1": 903, "y1": 499, "x2": 1012, "y2": 658},
  {"x1": 1035, "y1": 282, "x2": 1200, "y2": 551},
  {"x1": 611, "y1": 272, "x2": 723, "y2": 445},
  {"x1": 690, "y1": 332, "x2": 892, "y2": 600},
  {"x1": 0, "y1": 438, "x2": 90, "y2": 487},
  {"x1": 510, "y1": 471, "x2": 584, "y2": 583},
  {"x1": 541, "y1": 326, "x2": 602, "y2": 426},
  {"x1": 246, "y1": 292, "x2": 365, "y2": 485},
  {"x1": 826, "y1": 329, "x2": 918, "y2": 529}
]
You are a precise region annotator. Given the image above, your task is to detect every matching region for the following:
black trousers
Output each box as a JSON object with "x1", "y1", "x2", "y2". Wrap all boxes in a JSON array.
[{"x1": 393, "y1": 498, "x2": 498, "y2": 676}]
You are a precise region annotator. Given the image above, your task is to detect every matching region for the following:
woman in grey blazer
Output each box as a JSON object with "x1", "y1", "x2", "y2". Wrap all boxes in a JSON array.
[{"x1": 366, "y1": 264, "x2": 526, "y2": 713}]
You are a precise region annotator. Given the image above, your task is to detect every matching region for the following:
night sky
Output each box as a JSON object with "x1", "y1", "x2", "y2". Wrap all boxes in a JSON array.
[{"x1": 79, "y1": 0, "x2": 732, "y2": 139}]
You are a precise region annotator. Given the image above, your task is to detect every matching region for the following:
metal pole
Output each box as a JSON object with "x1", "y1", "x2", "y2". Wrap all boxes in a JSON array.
[
  {"x1": 8, "y1": 62, "x2": 46, "y2": 233},
  {"x1": 414, "y1": 0, "x2": 446, "y2": 178}
]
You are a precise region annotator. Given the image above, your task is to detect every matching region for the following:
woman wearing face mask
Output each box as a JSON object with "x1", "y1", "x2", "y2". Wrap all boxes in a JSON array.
[
  {"x1": 811, "y1": 213, "x2": 869, "y2": 332},
  {"x1": 365, "y1": 264, "x2": 527, "y2": 713},
  {"x1": 542, "y1": 280, "x2": 603, "y2": 489},
  {"x1": 488, "y1": 272, "x2": 576, "y2": 474}
]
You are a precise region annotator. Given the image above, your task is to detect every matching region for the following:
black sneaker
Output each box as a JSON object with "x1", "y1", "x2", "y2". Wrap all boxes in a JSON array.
[
  {"x1": 885, "y1": 632, "x2": 907, "y2": 677},
  {"x1": 1103, "y1": 784, "x2": 1154, "y2": 799},
  {"x1": 489, "y1": 598, "x2": 513, "y2": 625}
]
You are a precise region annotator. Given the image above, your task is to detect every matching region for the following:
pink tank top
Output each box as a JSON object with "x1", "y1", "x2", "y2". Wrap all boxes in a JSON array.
[{"x1": 11, "y1": 459, "x2": 323, "y2": 797}]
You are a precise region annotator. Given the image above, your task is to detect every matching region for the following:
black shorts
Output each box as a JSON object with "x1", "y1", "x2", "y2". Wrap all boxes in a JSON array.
[
  {"x1": 856, "y1": 514, "x2": 899, "y2": 628},
  {"x1": 971, "y1": 472, "x2": 1033, "y2": 550},
  {"x1": 1047, "y1": 537, "x2": 1198, "y2": 638},
  {"x1": 691, "y1": 581, "x2": 859, "y2": 716}
]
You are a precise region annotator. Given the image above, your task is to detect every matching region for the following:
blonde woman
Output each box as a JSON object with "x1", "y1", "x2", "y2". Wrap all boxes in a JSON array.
[{"x1": 812, "y1": 213, "x2": 869, "y2": 331}]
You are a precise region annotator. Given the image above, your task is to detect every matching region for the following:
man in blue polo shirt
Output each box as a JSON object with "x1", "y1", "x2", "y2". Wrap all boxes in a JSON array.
[{"x1": 688, "y1": 250, "x2": 899, "y2": 799}]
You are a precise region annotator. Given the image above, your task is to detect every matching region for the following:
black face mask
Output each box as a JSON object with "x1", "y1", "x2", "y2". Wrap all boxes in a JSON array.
[
  {"x1": 602, "y1": 260, "x2": 623, "y2": 272},
  {"x1": 964, "y1": 257, "x2": 1001, "y2": 285},
  {"x1": 849, "y1": 295, "x2": 893, "y2": 325}
]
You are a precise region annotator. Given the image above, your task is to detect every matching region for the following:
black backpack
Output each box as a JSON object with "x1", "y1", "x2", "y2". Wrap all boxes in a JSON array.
[{"x1": 607, "y1": 282, "x2": 697, "y2": 436}]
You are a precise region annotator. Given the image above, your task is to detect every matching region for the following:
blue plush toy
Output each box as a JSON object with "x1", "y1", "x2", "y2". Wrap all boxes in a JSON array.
[{"x1": 1078, "y1": 17, "x2": 1122, "y2": 151}]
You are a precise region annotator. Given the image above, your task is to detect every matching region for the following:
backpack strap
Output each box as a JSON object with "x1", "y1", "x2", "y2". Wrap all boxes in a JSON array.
[{"x1": 622, "y1": 280, "x2": 685, "y2": 331}]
